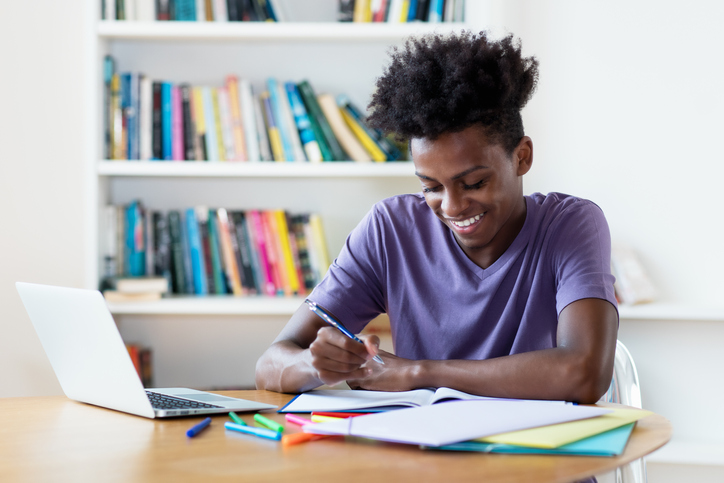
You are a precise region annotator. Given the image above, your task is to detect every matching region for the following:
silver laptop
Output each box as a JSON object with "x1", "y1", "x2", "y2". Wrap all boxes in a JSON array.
[{"x1": 16, "y1": 282, "x2": 276, "y2": 418}]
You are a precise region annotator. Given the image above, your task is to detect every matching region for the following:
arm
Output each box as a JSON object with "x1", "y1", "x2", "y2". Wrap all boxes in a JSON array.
[
  {"x1": 345, "y1": 298, "x2": 618, "y2": 404},
  {"x1": 255, "y1": 303, "x2": 381, "y2": 393}
]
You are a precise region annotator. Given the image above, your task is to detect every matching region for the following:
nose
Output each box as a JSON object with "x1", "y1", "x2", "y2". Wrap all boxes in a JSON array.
[{"x1": 440, "y1": 189, "x2": 468, "y2": 217}]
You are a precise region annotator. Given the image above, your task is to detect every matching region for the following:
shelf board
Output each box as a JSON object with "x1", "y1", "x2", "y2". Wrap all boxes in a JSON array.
[
  {"x1": 618, "y1": 302, "x2": 724, "y2": 322},
  {"x1": 97, "y1": 21, "x2": 470, "y2": 42},
  {"x1": 97, "y1": 160, "x2": 415, "y2": 177},
  {"x1": 646, "y1": 438, "x2": 724, "y2": 466},
  {"x1": 107, "y1": 295, "x2": 307, "y2": 315}
]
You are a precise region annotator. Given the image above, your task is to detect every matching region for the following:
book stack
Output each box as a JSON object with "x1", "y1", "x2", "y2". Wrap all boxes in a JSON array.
[
  {"x1": 103, "y1": 0, "x2": 286, "y2": 21},
  {"x1": 340, "y1": 0, "x2": 465, "y2": 23},
  {"x1": 103, "y1": 276, "x2": 170, "y2": 302},
  {"x1": 103, "y1": 58, "x2": 404, "y2": 163},
  {"x1": 101, "y1": 202, "x2": 331, "y2": 298}
]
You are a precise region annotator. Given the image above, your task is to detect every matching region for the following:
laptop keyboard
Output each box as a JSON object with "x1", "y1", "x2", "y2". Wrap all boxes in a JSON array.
[{"x1": 146, "y1": 391, "x2": 223, "y2": 410}]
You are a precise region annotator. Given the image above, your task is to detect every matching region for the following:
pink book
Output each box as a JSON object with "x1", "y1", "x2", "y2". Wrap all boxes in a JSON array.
[
  {"x1": 171, "y1": 85, "x2": 184, "y2": 161},
  {"x1": 248, "y1": 210, "x2": 276, "y2": 296}
]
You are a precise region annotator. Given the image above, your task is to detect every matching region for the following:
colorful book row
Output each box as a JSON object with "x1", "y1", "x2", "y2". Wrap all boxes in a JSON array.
[
  {"x1": 103, "y1": 0, "x2": 285, "y2": 21},
  {"x1": 101, "y1": 202, "x2": 331, "y2": 297},
  {"x1": 103, "y1": 59, "x2": 404, "y2": 163},
  {"x1": 341, "y1": 0, "x2": 465, "y2": 23}
]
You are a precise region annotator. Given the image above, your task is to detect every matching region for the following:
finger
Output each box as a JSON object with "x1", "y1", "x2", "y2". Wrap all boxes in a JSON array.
[
  {"x1": 360, "y1": 334, "x2": 381, "y2": 360},
  {"x1": 309, "y1": 337, "x2": 369, "y2": 367},
  {"x1": 316, "y1": 327, "x2": 373, "y2": 361}
]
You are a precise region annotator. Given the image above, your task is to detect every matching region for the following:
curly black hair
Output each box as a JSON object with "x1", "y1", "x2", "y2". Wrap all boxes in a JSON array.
[{"x1": 367, "y1": 30, "x2": 539, "y2": 154}]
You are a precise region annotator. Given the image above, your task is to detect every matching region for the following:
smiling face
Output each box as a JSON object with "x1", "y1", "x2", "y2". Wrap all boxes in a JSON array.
[{"x1": 411, "y1": 124, "x2": 533, "y2": 269}]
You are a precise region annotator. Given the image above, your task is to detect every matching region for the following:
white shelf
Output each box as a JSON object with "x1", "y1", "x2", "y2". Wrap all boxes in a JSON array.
[
  {"x1": 618, "y1": 302, "x2": 724, "y2": 322},
  {"x1": 97, "y1": 21, "x2": 470, "y2": 42},
  {"x1": 107, "y1": 295, "x2": 306, "y2": 315},
  {"x1": 97, "y1": 160, "x2": 415, "y2": 178}
]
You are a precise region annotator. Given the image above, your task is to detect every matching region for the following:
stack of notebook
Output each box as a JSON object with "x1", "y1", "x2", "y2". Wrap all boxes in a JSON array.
[{"x1": 280, "y1": 388, "x2": 652, "y2": 456}]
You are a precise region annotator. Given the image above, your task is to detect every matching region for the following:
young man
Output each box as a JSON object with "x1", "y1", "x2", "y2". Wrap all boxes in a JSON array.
[{"x1": 255, "y1": 31, "x2": 618, "y2": 404}]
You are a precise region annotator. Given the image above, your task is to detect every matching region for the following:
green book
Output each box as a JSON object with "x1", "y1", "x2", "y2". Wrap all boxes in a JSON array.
[
  {"x1": 297, "y1": 80, "x2": 347, "y2": 161},
  {"x1": 207, "y1": 210, "x2": 227, "y2": 294}
]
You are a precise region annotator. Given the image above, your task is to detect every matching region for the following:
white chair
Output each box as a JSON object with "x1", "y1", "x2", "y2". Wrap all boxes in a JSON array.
[{"x1": 601, "y1": 340, "x2": 647, "y2": 483}]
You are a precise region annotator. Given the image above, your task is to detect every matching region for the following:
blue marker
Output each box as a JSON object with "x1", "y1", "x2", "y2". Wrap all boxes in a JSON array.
[
  {"x1": 225, "y1": 422, "x2": 282, "y2": 441},
  {"x1": 186, "y1": 417, "x2": 212, "y2": 438},
  {"x1": 305, "y1": 299, "x2": 384, "y2": 364}
]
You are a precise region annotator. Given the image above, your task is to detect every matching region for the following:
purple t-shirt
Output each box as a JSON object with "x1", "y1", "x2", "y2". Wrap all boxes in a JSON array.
[{"x1": 309, "y1": 192, "x2": 617, "y2": 361}]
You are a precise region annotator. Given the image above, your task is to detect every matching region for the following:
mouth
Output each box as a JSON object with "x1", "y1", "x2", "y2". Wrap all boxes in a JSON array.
[{"x1": 448, "y1": 213, "x2": 484, "y2": 232}]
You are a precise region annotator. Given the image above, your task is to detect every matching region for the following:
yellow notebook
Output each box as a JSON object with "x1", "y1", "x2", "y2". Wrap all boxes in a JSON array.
[{"x1": 476, "y1": 407, "x2": 653, "y2": 449}]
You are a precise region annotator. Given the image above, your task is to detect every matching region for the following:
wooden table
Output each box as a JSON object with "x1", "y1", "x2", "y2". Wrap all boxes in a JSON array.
[{"x1": 0, "y1": 390, "x2": 670, "y2": 483}]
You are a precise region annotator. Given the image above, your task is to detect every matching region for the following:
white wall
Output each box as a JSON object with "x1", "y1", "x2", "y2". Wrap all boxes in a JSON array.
[{"x1": 0, "y1": 0, "x2": 88, "y2": 397}]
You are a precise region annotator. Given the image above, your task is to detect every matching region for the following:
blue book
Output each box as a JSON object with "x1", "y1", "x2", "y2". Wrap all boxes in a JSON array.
[
  {"x1": 120, "y1": 73, "x2": 139, "y2": 160},
  {"x1": 207, "y1": 210, "x2": 227, "y2": 295},
  {"x1": 178, "y1": 210, "x2": 195, "y2": 294},
  {"x1": 286, "y1": 82, "x2": 322, "y2": 162},
  {"x1": 407, "y1": 0, "x2": 419, "y2": 21},
  {"x1": 161, "y1": 82, "x2": 173, "y2": 160},
  {"x1": 428, "y1": 0, "x2": 443, "y2": 22},
  {"x1": 125, "y1": 201, "x2": 146, "y2": 276},
  {"x1": 174, "y1": 0, "x2": 196, "y2": 20},
  {"x1": 202, "y1": 87, "x2": 219, "y2": 161},
  {"x1": 266, "y1": 78, "x2": 295, "y2": 161},
  {"x1": 435, "y1": 423, "x2": 636, "y2": 457},
  {"x1": 185, "y1": 208, "x2": 208, "y2": 295}
]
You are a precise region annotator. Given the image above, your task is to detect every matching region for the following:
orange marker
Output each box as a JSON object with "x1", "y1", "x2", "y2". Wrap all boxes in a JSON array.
[{"x1": 281, "y1": 432, "x2": 331, "y2": 447}]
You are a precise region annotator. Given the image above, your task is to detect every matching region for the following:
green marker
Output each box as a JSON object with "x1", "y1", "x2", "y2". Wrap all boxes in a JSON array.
[
  {"x1": 254, "y1": 413, "x2": 284, "y2": 433},
  {"x1": 228, "y1": 412, "x2": 247, "y2": 426}
]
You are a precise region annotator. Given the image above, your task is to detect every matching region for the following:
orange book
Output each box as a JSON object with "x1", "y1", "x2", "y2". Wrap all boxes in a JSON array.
[
  {"x1": 226, "y1": 75, "x2": 248, "y2": 161},
  {"x1": 264, "y1": 211, "x2": 292, "y2": 296},
  {"x1": 274, "y1": 210, "x2": 301, "y2": 295},
  {"x1": 216, "y1": 208, "x2": 244, "y2": 295}
]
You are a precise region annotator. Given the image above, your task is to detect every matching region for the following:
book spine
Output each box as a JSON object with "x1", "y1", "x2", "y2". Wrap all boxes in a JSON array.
[
  {"x1": 101, "y1": 205, "x2": 118, "y2": 285},
  {"x1": 266, "y1": 78, "x2": 295, "y2": 161},
  {"x1": 152, "y1": 211, "x2": 173, "y2": 289},
  {"x1": 428, "y1": 0, "x2": 442, "y2": 22},
  {"x1": 289, "y1": 214, "x2": 315, "y2": 290},
  {"x1": 297, "y1": 80, "x2": 346, "y2": 161},
  {"x1": 275, "y1": 81, "x2": 306, "y2": 162},
  {"x1": 211, "y1": 88, "x2": 227, "y2": 161},
  {"x1": 261, "y1": 211, "x2": 284, "y2": 295},
  {"x1": 286, "y1": 82, "x2": 323, "y2": 162},
  {"x1": 161, "y1": 82, "x2": 173, "y2": 160},
  {"x1": 192, "y1": 86, "x2": 207, "y2": 160},
  {"x1": 217, "y1": 87, "x2": 236, "y2": 161},
  {"x1": 145, "y1": 208, "x2": 155, "y2": 277},
  {"x1": 240, "y1": 79, "x2": 261, "y2": 162},
  {"x1": 111, "y1": 74, "x2": 123, "y2": 159},
  {"x1": 151, "y1": 81, "x2": 163, "y2": 160},
  {"x1": 261, "y1": 91, "x2": 285, "y2": 162},
  {"x1": 286, "y1": 214, "x2": 308, "y2": 293},
  {"x1": 202, "y1": 87, "x2": 219, "y2": 161},
  {"x1": 338, "y1": 0, "x2": 355, "y2": 21},
  {"x1": 207, "y1": 210, "x2": 228, "y2": 294},
  {"x1": 196, "y1": 208, "x2": 216, "y2": 294},
  {"x1": 253, "y1": 90, "x2": 273, "y2": 161},
  {"x1": 248, "y1": 210, "x2": 276, "y2": 296},
  {"x1": 126, "y1": 200, "x2": 146, "y2": 276},
  {"x1": 103, "y1": 56, "x2": 115, "y2": 159},
  {"x1": 309, "y1": 213, "x2": 330, "y2": 280},
  {"x1": 341, "y1": 97, "x2": 402, "y2": 160},
  {"x1": 167, "y1": 210, "x2": 188, "y2": 294},
  {"x1": 171, "y1": 85, "x2": 184, "y2": 160},
  {"x1": 231, "y1": 211, "x2": 259, "y2": 294},
  {"x1": 415, "y1": 0, "x2": 429, "y2": 20},
  {"x1": 180, "y1": 84, "x2": 197, "y2": 161},
  {"x1": 185, "y1": 207, "x2": 208, "y2": 295},
  {"x1": 116, "y1": 205, "x2": 125, "y2": 276},
  {"x1": 178, "y1": 210, "x2": 195, "y2": 293},
  {"x1": 339, "y1": 106, "x2": 387, "y2": 162},
  {"x1": 139, "y1": 75, "x2": 153, "y2": 160},
  {"x1": 317, "y1": 93, "x2": 371, "y2": 162},
  {"x1": 175, "y1": 0, "x2": 197, "y2": 19},
  {"x1": 196, "y1": 0, "x2": 206, "y2": 21},
  {"x1": 407, "y1": 0, "x2": 418, "y2": 21},
  {"x1": 274, "y1": 210, "x2": 301, "y2": 294},
  {"x1": 226, "y1": 76, "x2": 248, "y2": 161},
  {"x1": 216, "y1": 208, "x2": 244, "y2": 295},
  {"x1": 120, "y1": 73, "x2": 132, "y2": 159}
]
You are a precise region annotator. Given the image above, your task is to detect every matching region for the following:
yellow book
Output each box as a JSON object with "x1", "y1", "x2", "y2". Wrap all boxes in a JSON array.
[
  {"x1": 260, "y1": 91, "x2": 285, "y2": 162},
  {"x1": 317, "y1": 94, "x2": 371, "y2": 162},
  {"x1": 353, "y1": 0, "x2": 371, "y2": 22},
  {"x1": 110, "y1": 73, "x2": 123, "y2": 159},
  {"x1": 309, "y1": 214, "x2": 330, "y2": 279},
  {"x1": 225, "y1": 75, "x2": 248, "y2": 161},
  {"x1": 399, "y1": 0, "x2": 410, "y2": 22},
  {"x1": 340, "y1": 108, "x2": 387, "y2": 162},
  {"x1": 262, "y1": 210, "x2": 286, "y2": 295},
  {"x1": 274, "y1": 210, "x2": 301, "y2": 295},
  {"x1": 211, "y1": 88, "x2": 226, "y2": 161},
  {"x1": 192, "y1": 86, "x2": 206, "y2": 158}
]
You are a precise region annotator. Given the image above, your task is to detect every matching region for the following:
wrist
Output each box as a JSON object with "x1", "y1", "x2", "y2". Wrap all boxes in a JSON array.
[{"x1": 408, "y1": 359, "x2": 434, "y2": 389}]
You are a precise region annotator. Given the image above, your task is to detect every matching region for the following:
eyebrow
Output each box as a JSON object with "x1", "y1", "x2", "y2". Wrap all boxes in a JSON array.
[{"x1": 414, "y1": 165, "x2": 489, "y2": 182}]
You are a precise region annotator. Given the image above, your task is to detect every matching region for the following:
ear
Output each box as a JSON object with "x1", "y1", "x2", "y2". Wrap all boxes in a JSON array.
[{"x1": 514, "y1": 136, "x2": 533, "y2": 176}]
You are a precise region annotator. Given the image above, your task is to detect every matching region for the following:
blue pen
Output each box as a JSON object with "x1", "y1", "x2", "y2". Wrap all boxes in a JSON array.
[
  {"x1": 305, "y1": 299, "x2": 384, "y2": 364},
  {"x1": 186, "y1": 417, "x2": 212, "y2": 438},
  {"x1": 225, "y1": 422, "x2": 282, "y2": 441}
]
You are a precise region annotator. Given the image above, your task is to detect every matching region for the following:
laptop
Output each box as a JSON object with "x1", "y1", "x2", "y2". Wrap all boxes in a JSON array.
[{"x1": 16, "y1": 282, "x2": 277, "y2": 418}]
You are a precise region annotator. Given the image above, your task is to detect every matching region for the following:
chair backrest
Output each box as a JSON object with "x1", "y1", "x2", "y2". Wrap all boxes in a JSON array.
[{"x1": 603, "y1": 340, "x2": 643, "y2": 408}]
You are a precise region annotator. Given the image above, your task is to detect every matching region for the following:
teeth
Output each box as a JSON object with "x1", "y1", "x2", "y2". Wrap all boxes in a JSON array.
[{"x1": 451, "y1": 214, "x2": 481, "y2": 227}]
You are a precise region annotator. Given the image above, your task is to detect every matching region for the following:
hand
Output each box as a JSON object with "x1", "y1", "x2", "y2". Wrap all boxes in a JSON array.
[
  {"x1": 308, "y1": 327, "x2": 381, "y2": 387},
  {"x1": 346, "y1": 353, "x2": 421, "y2": 392}
]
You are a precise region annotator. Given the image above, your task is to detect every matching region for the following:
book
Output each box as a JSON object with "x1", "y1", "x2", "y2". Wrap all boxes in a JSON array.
[
  {"x1": 216, "y1": 208, "x2": 244, "y2": 295},
  {"x1": 353, "y1": 0, "x2": 372, "y2": 22},
  {"x1": 266, "y1": 78, "x2": 295, "y2": 161},
  {"x1": 151, "y1": 81, "x2": 163, "y2": 159},
  {"x1": 161, "y1": 82, "x2": 173, "y2": 160},
  {"x1": 151, "y1": 211, "x2": 172, "y2": 286},
  {"x1": 318, "y1": 93, "x2": 371, "y2": 162},
  {"x1": 248, "y1": 210, "x2": 276, "y2": 296},
  {"x1": 202, "y1": 86, "x2": 220, "y2": 161},
  {"x1": 275, "y1": 81, "x2": 307, "y2": 162},
  {"x1": 280, "y1": 387, "x2": 536, "y2": 413},
  {"x1": 211, "y1": 88, "x2": 227, "y2": 160},
  {"x1": 260, "y1": 91, "x2": 285, "y2": 162},
  {"x1": 125, "y1": 201, "x2": 146, "y2": 276},
  {"x1": 171, "y1": 85, "x2": 184, "y2": 160},
  {"x1": 339, "y1": 104, "x2": 387, "y2": 162},
  {"x1": 104, "y1": 290, "x2": 163, "y2": 303},
  {"x1": 252, "y1": 87, "x2": 273, "y2": 161},
  {"x1": 286, "y1": 82, "x2": 322, "y2": 162},
  {"x1": 304, "y1": 399, "x2": 611, "y2": 447},
  {"x1": 191, "y1": 86, "x2": 207, "y2": 160},
  {"x1": 226, "y1": 76, "x2": 248, "y2": 161},
  {"x1": 338, "y1": 0, "x2": 355, "y2": 21},
  {"x1": 139, "y1": 74, "x2": 153, "y2": 160},
  {"x1": 179, "y1": 84, "x2": 197, "y2": 161},
  {"x1": 185, "y1": 207, "x2": 208, "y2": 295},
  {"x1": 230, "y1": 211, "x2": 259, "y2": 294},
  {"x1": 297, "y1": 80, "x2": 346, "y2": 161},
  {"x1": 167, "y1": 210, "x2": 189, "y2": 294},
  {"x1": 103, "y1": 56, "x2": 115, "y2": 159},
  {"x1": 196, "y1": 208, "x2": 217, "y2": 294},
  {"x1": 217, "y1": 87, "x2": 236, "y2": 161},
  {"x1": 337, "y1": 94, "x2": 401, "y2": 160},
  {"x1": 111, "y1": 276, "x2": 170, "y2": 294}
]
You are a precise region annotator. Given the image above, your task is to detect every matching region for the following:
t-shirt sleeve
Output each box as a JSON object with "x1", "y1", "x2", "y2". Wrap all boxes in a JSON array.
[
  {"x1": 549, "y1": 200, "x2": 618, "y2": 316},
  {"x1": 307, "y1": 205, "x2": 387, "y2": 334}
]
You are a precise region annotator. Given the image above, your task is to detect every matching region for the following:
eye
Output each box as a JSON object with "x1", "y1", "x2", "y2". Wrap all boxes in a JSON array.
[
  {"x1": 421, "y1": 184, "x2": 442, "y2": 193},
  {"x1": 463, "y1": 179, "x2": 486, "y2": 190}
]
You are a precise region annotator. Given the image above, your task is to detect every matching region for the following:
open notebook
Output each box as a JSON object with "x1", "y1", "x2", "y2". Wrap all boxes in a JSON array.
[{"x1": 279, "y1": 387, "x2": 568, "y2": 413}]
